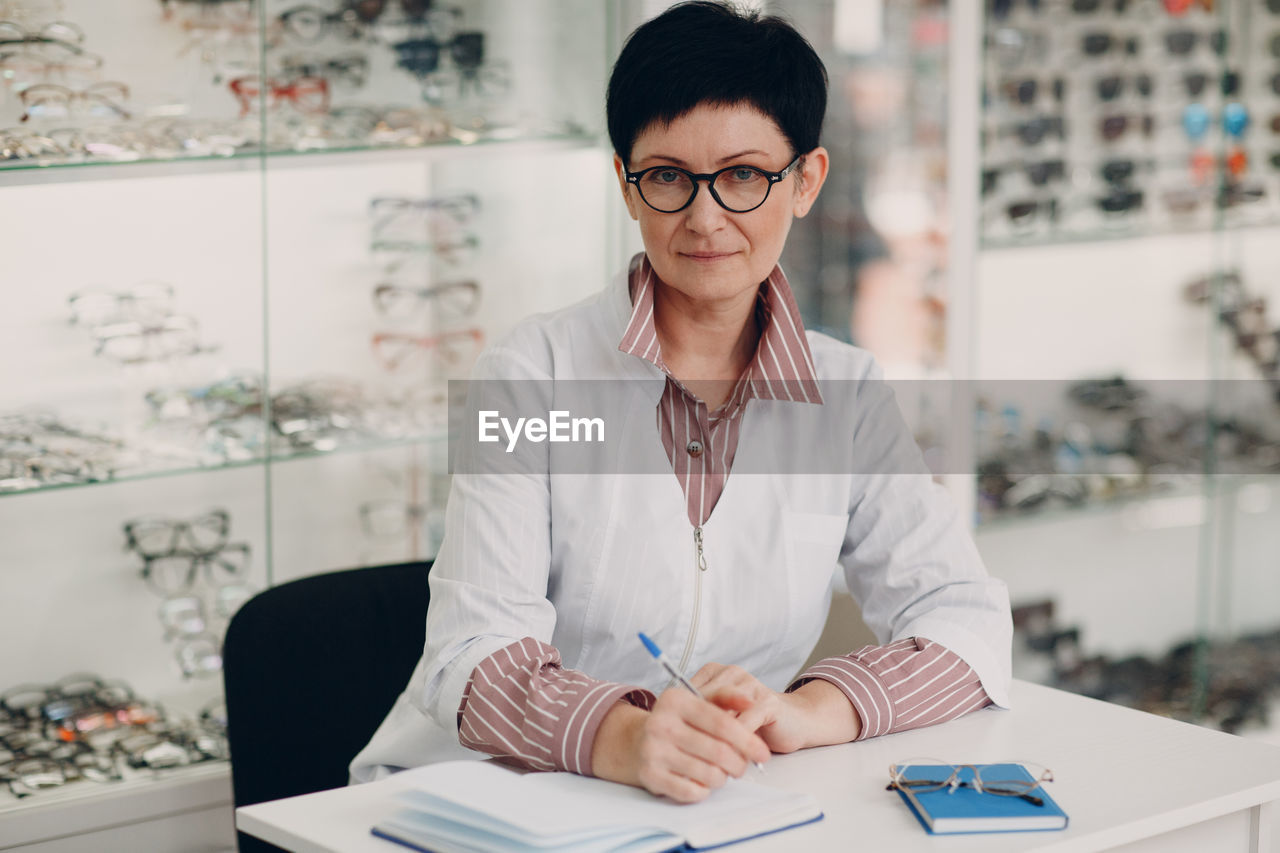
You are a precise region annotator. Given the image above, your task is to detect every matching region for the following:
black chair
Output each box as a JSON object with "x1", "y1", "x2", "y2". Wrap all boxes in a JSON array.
[{"x1": 222, "y1": 560, "x2": 432, "y2": 852}]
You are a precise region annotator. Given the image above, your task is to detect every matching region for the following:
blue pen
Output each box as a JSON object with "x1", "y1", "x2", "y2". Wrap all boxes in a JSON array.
[{"x1": 637, "y1": 632, "x2": 765, "y2": 773}]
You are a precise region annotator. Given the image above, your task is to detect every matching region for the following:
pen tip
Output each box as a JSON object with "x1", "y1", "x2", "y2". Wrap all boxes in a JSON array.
[{"x1": 637, "y1": 632, "x2": 661, "y2": 658}]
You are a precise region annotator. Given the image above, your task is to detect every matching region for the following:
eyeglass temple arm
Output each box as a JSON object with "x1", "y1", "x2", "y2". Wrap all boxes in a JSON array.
[{"x1": 886, "y1": 779, "x2": 1045, "y2": 807}]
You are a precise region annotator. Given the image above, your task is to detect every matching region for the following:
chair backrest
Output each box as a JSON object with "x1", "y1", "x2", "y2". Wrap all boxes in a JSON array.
[{"x1": 222, "y1": 560, "x2": 431, "y2": 850}]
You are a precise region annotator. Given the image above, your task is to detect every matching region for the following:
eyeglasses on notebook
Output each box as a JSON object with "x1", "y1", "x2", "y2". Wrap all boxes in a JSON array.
[{"x1": 887, "y1": 759, "x2": 1055, "y2": 807}]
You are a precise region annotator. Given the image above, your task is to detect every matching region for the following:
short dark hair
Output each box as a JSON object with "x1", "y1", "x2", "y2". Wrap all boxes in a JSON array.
[{"x1": 606, "y1": 1, "x2": 827, "y2": 166}]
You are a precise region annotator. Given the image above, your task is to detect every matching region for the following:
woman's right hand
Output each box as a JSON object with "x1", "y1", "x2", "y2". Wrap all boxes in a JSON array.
[{"x1": 591, "y1": 689, "x2": 771, "y2": 803}]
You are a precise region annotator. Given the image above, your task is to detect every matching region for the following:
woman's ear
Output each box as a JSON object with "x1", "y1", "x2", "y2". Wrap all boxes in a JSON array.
[
  {"x1": 792, "y1": 146, "x2": 830, "y2": 218},
  {"x1": 614, "y1": 154, "x2": 640, "y2": 221}
]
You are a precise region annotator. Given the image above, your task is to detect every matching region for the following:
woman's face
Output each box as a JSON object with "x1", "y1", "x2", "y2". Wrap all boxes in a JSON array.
[{"x1": 614, "y1": 102, "x2": 828, "y2": 310}]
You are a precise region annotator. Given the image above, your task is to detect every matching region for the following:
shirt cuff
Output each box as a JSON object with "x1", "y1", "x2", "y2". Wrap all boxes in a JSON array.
[
  {"x1": 457, "y1": 637, "x2": 656, "y2": 776},
  {"x1": 788, "y1": 655, "x2": 892, "y2": 740},
  {"x1": 552, "y1": 682, "x2": 655, "y2": 777}
]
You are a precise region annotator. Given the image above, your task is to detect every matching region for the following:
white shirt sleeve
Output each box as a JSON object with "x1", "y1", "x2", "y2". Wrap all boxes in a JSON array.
[
  {"x1": 839, "y1": 360, "x2": 1013, "y2": 708},
  {"x1": 411, "y1": 344, "x2": 560, "y2": 732}
]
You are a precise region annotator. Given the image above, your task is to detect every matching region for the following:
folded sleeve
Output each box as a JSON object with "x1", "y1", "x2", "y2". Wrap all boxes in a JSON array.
[
  {"x1": 787, "y1": 637, "x2": 992, "y2": 739},
  {"x1": 458, "y1": 637, "x2": 656, "y2": 775}
]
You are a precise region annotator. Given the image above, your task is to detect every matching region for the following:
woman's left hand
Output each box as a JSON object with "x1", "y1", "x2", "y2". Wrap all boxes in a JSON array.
[{"x1": 689, "y1": 663, "x2": 812, "y2": 754}]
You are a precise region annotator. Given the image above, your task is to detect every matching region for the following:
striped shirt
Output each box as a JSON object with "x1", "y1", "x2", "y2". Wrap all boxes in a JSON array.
[{"x1": 456, "y1": 254, "x2": 991, "y2": 773}]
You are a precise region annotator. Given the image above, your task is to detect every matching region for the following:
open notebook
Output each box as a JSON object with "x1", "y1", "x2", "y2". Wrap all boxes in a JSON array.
[{"x1": 370, "y1": 760, "x2": 823, "y2": 853}]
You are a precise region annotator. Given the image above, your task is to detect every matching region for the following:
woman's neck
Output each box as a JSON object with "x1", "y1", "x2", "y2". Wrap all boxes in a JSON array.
[{"x1": 652, "y1": 280, "x2": 761, "y2": 409}]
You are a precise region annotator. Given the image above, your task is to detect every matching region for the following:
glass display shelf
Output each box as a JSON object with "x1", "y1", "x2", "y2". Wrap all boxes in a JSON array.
[
  {"x1": 0, "y1": 757, "x2": 229, "y2": 814},
  {"x1": 979, "y1": 204, "x2": 1280, "y2": 251},
  {"x1": 0, "y1": 125, "x2": 599, "y2": 180},
  {"x1": 0, "y1": 428, "x2": 451, "y2": 500},
  {"x1": 0, "y1": 760, "x2": 231, "y2": 849},
  {"x1": 974, "y1": 471, "x2": 1280, "y2": 534}
]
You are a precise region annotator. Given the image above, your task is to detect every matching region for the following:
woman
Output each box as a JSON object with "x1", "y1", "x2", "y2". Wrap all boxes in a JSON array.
[{"x1": 352, "y1": 1, "x2": 1010, "y2": 803}]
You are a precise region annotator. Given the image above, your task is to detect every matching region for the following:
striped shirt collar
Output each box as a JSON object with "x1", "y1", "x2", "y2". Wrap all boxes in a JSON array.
[{"x1": 618, "y1": 253, "x2": 823, "y2": 405}]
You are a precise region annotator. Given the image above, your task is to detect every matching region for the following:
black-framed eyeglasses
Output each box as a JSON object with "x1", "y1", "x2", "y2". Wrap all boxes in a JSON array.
[{"x1": 624, "y1": 155, "x2": 801, "y2": 213}]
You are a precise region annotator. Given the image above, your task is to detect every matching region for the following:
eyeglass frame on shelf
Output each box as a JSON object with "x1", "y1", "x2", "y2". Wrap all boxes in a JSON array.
[{"x1": 138, "y1": 541, "x2": 251, "y2": 596}]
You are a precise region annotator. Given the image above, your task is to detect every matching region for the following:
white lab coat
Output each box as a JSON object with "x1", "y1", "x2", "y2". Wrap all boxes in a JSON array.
[{"x1": 350, "y1": 270, "x2": 1012, "y2": 783}]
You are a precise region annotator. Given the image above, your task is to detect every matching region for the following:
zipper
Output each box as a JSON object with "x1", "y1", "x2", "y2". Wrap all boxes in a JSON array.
[{"x1": 675, "y1": 526, "x2": 708, "y2": 677}]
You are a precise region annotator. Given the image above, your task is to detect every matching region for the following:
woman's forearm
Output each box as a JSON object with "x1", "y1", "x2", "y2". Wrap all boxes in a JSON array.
[
  {"x1": 786, "y1": 678, "x2": 862, "y2": 748},
  {"x1": 590, "y1": 701, "x2": 647, "y2": 785}
]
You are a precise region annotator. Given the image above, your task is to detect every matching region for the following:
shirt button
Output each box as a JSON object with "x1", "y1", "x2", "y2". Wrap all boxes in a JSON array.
[{"x1": 686, "y1": 440, "x2": 703, "y2": 458}]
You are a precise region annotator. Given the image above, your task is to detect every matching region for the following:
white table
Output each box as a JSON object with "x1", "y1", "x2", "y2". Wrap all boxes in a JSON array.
[{"x1": 238, "y1": 680, "x2": 1280, "y2": 852}]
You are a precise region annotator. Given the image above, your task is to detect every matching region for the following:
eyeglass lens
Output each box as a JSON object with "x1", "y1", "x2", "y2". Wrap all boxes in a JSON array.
[{"x1": 634, "y1": 165, "x2": 780, "y2": 213}]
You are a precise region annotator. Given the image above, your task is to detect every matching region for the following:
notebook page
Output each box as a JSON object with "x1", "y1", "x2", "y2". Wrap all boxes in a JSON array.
[
  {"x1": 520, "y1": 769, "x2": 820, "y2": 846},
  {"x1": 390, "y1": 761, "x2": 819, "y2": 847}
]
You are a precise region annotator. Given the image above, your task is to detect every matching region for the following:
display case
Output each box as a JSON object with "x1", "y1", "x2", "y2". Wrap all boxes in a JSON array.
[
  {"x1": 778, "y1": 0, "x2": 953, "y2": 376},
  {"x1": 0, "y1": 0, "x2": 621, "y2": 847},
  {"x1": 965, "y1": 0, "x2": 1280, "y2": 747}
]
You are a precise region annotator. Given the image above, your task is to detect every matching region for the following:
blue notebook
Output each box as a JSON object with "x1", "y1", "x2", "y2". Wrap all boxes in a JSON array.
[{"x1": 891, "y1": 763, "x2": 1068, "y2": 834}]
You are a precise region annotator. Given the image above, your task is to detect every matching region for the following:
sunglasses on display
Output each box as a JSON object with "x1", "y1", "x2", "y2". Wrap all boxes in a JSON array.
[
  {"x1": 391, "y1": 31, "x2": 510, "y2": 104},
  {"x1": 1099, "y1": 158, "x2": 1138, "y2": 184},
  {"x1": 1007, "y1": 116, "x2": 1064, "y2": 146},
  {"x1": 1024, "y1": 158, "x2": 1065, "y2": 186},
  {"x1": 999, "y1": 77, "x2": 1065, "y2": 107},
  {"x1": 1071, "y1": 0, "x2": 1127, "y2": 12},
  {"x1": 1181, "y1": 69, "x2": 1239, "y2": 98},
  {"x1": 1081, "y1": 32, "x2": 1138, "y2": 58},
  {"x1": 1098, "y1": 114, "x2": 1153, "y2": 142},
  {"x1": 978, "y1": 160, "x2": 1066, "y2": 197},
  {"x1": 989, "y1": 0, "x2": 1041, "y2": 19},
  {"x1": 1096, "y1": 187, "x2": 1143, "y2": 215},
  {"x1": 1004, "y1": 198, "x2": 1058, "y2": 228},
  {"x1": 1164, "y1": 28, "x2": 1227, "y2": 57},
  {"x1": 1095, "y1": 73, "x2": 1152, "y2": 102}
]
